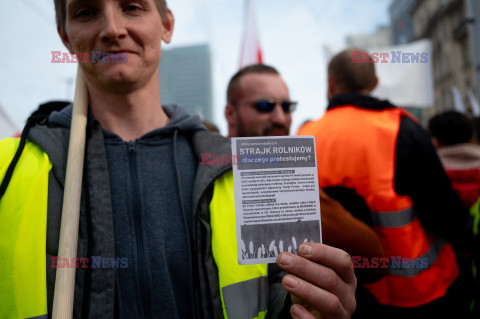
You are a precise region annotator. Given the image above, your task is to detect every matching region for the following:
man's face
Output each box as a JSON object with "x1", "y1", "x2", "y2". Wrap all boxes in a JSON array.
[
  {"x1": 226, "y1": 73, "x2": 292, "y2": 137},
  {"x1": 59, "y1": 0, "x2": 173, "y2": 93}
]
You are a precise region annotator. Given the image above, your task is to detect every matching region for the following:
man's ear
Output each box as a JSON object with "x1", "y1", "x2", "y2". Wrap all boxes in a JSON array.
[
  {"x1": 225, "y1": 103, "x2": 237, "y2": 137},
  {"x1": 160, "y1": 9, "x2": 175, "y2": 44},
  {"x1": 57, "y1": 25, "x2": 73, "y2": 53},
  {"x1": 369, "y1": 76, "x2": 379, "y2": 93},
  {"x1": 327, "y1": 75, "x2": 335, "y2": 100},
  {"x1": 432, "y1": 137, "x2": 442, "y2": 149}
]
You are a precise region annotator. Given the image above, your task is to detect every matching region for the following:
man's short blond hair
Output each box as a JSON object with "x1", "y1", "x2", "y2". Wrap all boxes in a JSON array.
[{"x1": 54, "y1": 0, "x2": 168, "y2": 32}]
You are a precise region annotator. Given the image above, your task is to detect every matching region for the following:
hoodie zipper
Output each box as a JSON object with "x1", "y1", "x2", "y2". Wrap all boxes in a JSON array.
[{"x1": 128, "y1": 141, "x2": 151, "y2": 318}]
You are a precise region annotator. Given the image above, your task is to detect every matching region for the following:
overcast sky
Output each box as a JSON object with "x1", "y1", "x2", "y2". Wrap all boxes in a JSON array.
[{"x1": 0, "y1": 0, "x2": 391, "y2": 134}]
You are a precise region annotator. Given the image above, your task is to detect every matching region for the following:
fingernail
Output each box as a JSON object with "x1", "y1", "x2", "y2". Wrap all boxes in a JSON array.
[
  {"x1": 300, "y1": 243, "x2": 312, "y2": 255},
  {"x1": 291, "y1": 304, "x2": 304, "y2": 318},
  {"x1": 283, "y1": 275, "x2": 299, "y2": 288},
  {"x1": 278, "y1": 253, "x2": 292, "y2": 266}
]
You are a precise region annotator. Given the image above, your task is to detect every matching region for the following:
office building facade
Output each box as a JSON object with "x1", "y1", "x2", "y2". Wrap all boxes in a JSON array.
[{"x1": 159, "y1": 44, "x2": 213, "y2": 120}]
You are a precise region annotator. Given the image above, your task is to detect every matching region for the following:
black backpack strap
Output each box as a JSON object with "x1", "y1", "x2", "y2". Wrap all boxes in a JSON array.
[{"x1": 0, "y1": 101, "x2": 71, "y2": 199}]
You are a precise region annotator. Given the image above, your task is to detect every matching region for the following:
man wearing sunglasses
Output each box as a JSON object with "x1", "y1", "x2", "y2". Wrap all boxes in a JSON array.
[
  {"x1": 225, "y1": 64, "x2": 296, "y2": 137},
  {"x1": 224, "y1": 63, "x2": 386, "y2": 277}
]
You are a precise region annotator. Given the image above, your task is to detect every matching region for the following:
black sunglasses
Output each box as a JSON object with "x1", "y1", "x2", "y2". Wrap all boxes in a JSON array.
[{"x1": 235, "y1": 99, "x2": 297, "y2": 113}]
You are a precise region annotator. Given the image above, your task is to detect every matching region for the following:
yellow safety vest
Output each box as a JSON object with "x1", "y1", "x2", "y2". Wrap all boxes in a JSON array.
[
  {"x1": 0, "y1": 138, "x2": 50, "y2": 318},
  {"x1": 210, "y1": 170, "x2": 268, "y2": 319},
  {"x1": 0, "y1": 138, "x2": 269, "y2": 318}
]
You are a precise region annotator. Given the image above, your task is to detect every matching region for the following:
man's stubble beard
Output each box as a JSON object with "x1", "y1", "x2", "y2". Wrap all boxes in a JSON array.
[{"x1": 236, "y1": 113, "x2": 290, "y2": 137}]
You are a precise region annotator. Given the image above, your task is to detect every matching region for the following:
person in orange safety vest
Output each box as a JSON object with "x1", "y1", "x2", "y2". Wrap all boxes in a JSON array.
[{"x1": 298, "y1": 49, "x2": 469, "y2": 319}]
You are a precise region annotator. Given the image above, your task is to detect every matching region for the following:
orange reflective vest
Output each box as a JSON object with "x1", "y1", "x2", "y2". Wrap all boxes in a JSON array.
[{"x1": 298, "y1": 105, "x2": 458, "y2": 308}]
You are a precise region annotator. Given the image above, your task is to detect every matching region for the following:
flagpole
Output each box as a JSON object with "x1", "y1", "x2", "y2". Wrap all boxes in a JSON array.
[{"x1": 52, "y1": 65, "x2": 88, "y2": 319}]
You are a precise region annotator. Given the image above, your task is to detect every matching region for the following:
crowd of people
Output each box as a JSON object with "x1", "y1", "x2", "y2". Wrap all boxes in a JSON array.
[
  {"x1": 0, "y1": 0, "x2": 478, "y2": 318},
  {"x1": 221, "y1": 52, "x2": 479, "y2": 318}
]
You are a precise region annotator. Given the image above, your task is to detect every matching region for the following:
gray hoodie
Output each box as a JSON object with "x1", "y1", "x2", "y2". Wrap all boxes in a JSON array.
[{"x1": 48, "y1": 104, "x2": 205, "y2": 318}]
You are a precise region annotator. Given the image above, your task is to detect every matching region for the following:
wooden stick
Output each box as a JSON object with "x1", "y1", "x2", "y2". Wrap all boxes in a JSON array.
[{"x1": 52, "y1": 66, "x2": 88, "y2": 319}]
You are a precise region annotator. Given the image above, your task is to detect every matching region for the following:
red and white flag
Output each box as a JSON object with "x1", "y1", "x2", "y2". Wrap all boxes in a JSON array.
[
  {"x1": 0, "y1": 104, "x2": 20, "y2": 139},
  {"x1": 238, "y1": 0, "x2": 263, "y2": 68}
]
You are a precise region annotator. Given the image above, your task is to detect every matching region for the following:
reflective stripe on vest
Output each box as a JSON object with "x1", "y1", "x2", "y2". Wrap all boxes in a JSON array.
[
  {"x1": 371, "y1": 207, "x2": 416, "y2": 228},
  {"x1": 387, "y1": 237, "x2": 447, "y2": 278},
  {"x1": 0, "y1": 138, "x2": 50, "y2": 318},
  {"x1": 298, "y1": 106, "x2": 459, "y2": 307},
  {"x1": 210, "y1": 170, "x2": 268, "y2": 319},
  {"x1": 371, "y1": 206, "x2": 448, "y2": 278}
]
